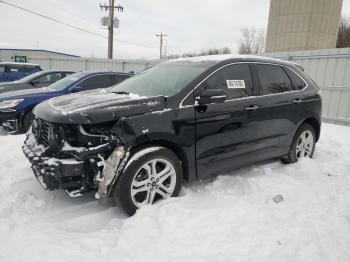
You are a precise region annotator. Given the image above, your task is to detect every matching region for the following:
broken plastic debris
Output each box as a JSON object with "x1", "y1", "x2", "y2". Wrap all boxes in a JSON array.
[
  {"x1": 272, "y1": 195, "x2": 284, "y2": 204},
  {"x1": 95, "y1": 192, "x2": 101, "y2": 199}
]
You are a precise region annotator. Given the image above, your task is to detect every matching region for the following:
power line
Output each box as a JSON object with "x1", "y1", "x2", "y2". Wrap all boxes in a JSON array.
[
  {"x1": 0, "y1": 0, "x2": 157, "y2": 49},
  {"x1": 40, "y1": 0, "x2": 96, "y2": 29},
  {"x1": 122, "y1": 0, "x2": 157, "y2": 35}
]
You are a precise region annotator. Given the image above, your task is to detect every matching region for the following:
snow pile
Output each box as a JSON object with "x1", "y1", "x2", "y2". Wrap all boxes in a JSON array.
[{"x1": 0, "y1": 123, "x2": 350, "y2": 262}]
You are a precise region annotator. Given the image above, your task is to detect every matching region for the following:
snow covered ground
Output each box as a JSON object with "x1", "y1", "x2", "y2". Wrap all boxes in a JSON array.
[{"x1": 0, "y1": 123, "x2": 349, "y2": 262}]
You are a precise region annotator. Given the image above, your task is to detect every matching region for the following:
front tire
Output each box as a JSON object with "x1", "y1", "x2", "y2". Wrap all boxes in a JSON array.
[
  {"x1": 22, "y1": 111, "x2": 34, "y2": 132},
  {"x1": 282, "y1": 123, "x2": 316, "y2": 164},
  {"x1": 114, "y1": 147, "x2": 183, "y2": 216}
]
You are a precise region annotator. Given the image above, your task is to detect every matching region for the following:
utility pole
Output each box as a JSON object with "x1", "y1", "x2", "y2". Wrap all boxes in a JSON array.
[
  {"x1": 156, "y1": 33, "x2": 167, "y2": 59},
  {"x1": 100, "y1": 1, "x2": 124, "y2": 59}
]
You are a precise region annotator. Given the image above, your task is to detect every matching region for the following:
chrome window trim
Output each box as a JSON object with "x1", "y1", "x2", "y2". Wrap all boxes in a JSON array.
[{"x1": 179, "y1": 61, "x2": 309, "y2": 108}]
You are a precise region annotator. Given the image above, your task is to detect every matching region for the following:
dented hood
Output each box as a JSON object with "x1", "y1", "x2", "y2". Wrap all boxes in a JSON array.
[{"x1": 33, "y1": 89, "x2": 165, "y2": 124}]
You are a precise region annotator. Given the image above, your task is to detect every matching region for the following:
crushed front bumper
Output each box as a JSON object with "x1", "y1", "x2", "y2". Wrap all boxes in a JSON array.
[
  {"x1": 22, "y1": 129, "x2": 126, "y2": 198},
  {"x1": 22, "y1": 136, "x2": 86, "y2": 191}
]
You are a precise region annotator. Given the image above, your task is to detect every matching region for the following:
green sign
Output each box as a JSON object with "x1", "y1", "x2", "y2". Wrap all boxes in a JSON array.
[{"x1": 14, "y1": 56, "x2": 27, "y2": 63}]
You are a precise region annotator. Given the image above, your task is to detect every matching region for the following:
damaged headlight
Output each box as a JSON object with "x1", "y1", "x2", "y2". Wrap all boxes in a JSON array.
[
  {"x1": 0, "y1": 99, "x2": 24, "y2": 109},
  {"x1": 32, "y1": 118, "x2": 39, "y2": 139}
]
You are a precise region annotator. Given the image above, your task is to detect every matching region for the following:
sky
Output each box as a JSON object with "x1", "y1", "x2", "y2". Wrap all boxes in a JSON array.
[{"x1": 0, "y1": 0, "x2": 350, "y2": 60}]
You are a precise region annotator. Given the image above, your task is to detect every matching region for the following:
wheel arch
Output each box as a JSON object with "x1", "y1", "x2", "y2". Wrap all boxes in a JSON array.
[
  {"x1": 128, "y1": 139, "x2": 191, "y2": 181},
  {"x1": 296, "y1": 117, "x2": 321, "y2": 142}
]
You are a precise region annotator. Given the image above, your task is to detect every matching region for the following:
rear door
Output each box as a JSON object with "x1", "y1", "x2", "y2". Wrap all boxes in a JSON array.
[
  {"x1": 194, "y1": 63, "x2": 263, "y2": 179},
  {"x1": 247, "y1": 63, "x2": 305, "y2": 163}
]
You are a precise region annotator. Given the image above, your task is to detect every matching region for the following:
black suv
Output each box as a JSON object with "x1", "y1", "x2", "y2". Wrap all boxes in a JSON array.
[{"x1": 23, "y1": 55, "x2": 322, "y2": 216}]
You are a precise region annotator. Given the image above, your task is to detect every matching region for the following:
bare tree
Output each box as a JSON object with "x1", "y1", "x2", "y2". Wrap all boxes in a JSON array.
[
  {"x1": 336, "y1": 16, "x2": 350, "y2": 48},
  {"x1": 221, "y1": 46, "x2": 231, "y2": 54},
  {"x1": 238, "y1": 27, "x2": 266, "y2": 54}
]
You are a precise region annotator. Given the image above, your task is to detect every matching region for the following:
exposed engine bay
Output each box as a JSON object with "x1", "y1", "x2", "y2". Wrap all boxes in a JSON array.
[{"x1": 23, "y1": 118, "x2": 129, "y2": 199}]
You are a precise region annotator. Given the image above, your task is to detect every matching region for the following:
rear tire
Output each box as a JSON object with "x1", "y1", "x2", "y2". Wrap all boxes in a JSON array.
[
  {"x1": 282, "y1": 123, "x2": 316, "y2": 164},
  {"x1": 113, "y1": 147, "x2": 183, "y2": 216}
]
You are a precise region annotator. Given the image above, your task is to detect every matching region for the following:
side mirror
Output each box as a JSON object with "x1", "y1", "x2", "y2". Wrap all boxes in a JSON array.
[
  {"x1": 195, "y1": 89, "x2": 226, "y2": 105},
  {"x1": 70, "y1": 86, "x2": 82, "y2": 93}
]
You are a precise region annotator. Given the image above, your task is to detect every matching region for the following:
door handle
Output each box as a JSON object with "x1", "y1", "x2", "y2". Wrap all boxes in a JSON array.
[
  {"x1": 245, "y1": 105, "x2": 259, "y2": 111},
  {"x1": 293, "y1": 98, "x2": 302, "y2": 104}
]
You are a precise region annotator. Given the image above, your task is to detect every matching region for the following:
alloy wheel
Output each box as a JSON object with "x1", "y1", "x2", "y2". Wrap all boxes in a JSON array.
[
  {"x1": 296, "y1": 130, "x2": 314, "y2": 159},
  {"x1": 130, "y1": 158, "x2": 177, "y2": 207}
]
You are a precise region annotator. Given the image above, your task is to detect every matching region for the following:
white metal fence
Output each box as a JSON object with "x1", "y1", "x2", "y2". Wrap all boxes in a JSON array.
[
  {"x1": 267, "y1": 48, "x2": 350, "y2": 125},
  {"x1": 29, "y1": 49, "x2": 350, "y2": 125},
  {"x1": 28, "y1": 57, "x2": 159, "y2": 73}
]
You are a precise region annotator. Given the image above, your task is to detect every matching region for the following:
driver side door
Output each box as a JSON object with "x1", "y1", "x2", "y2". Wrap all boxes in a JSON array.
[{"x1": 194, "y1": 63, "x2": 262, "y2": 179}]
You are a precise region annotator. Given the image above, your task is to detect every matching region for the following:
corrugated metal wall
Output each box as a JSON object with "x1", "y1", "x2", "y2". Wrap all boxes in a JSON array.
[
  {"x1": 28, "y1": 57, "x2": 159, "y2": 73},
  {"x1": 29, "y1": 49, "x2": 350, "y2": 125},
  {"x1": 266, "y1": 48, "x2": 350, "y2": 125}
]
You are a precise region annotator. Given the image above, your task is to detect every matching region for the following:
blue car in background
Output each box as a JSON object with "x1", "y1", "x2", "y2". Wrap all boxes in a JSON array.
[
  {"x1": 0, "y1": 71, "x2": 132, "y2": 133},
  {"x1": 0, "y1": 62, "x2": 43, "y2": 82}
]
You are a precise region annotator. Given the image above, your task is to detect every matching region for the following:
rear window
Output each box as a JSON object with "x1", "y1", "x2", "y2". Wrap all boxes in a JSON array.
[
  {"x1": 284, "y1": 67, "x2": 307, "y2": 91},
  {"x1": 256, "y1": 64, "x2": 292, "y2": 95}
]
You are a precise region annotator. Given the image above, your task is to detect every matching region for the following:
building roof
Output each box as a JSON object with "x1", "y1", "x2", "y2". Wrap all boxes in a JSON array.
[
  {"x1": 0, "y1": 62, "x2": 40, "y2": 66},
  {"x1": 0, "y1": 48, "x2": 80, "y2": 58}
]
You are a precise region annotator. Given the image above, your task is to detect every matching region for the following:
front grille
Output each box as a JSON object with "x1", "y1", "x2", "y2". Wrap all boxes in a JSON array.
[{"x1": 38, "y1": 120, "x2": 51, "y2": 147}]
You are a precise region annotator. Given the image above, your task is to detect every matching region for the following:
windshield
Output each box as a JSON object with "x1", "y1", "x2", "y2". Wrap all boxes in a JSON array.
[
  {"x1": 109, "y1": 61, "x2": 214, "y2": 97},
  {"x1": 48, "y1": 72, "x2": 87, "y2": 91}
]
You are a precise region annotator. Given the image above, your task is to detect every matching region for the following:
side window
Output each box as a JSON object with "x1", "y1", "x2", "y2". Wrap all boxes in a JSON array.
[
  {"x1": 110, "y1": 74, "x2": 129, "y2": 85},
  {"x1": 62, "y1": 72, "x2": 73, "y2": 78},
  {"x1": 0, "y1": 66, "x2": 5, "y2": 73},
  {"x1": 7, "y1": 65, "x2": 32, "y2": 73},
  {"x1": 256, "y1": 64, "x2": 292, "y2": 95},
  {"x1": 7, "y1": 65, "x2": 20, "y2": 73},
  {"x1": 33, "y1": 74, "x2": 51, "y2": 84},
  {"x1": 23, "y1": 66, "x2": 35, "y2": 73},
  {"x1": 48, "y1": 73, "x2": 67, "y2": 83},
  {"x1": 78, "y1": 75, "x2": 111, "y2": 90},
  {"x1": 34, "y1": 73, "x2": 63, "y2": 84},
  {"x1": 284, "y1": 67, "x2": 306, "y2": 91},
  {"x1": 201, "y1": 64, "x2": 254, "y2": 100}
]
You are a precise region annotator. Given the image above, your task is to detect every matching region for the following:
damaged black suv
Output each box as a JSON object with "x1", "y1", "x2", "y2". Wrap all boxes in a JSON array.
[{"x1": 23, "y1": 55, "x2": 322, "y2": 216}]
